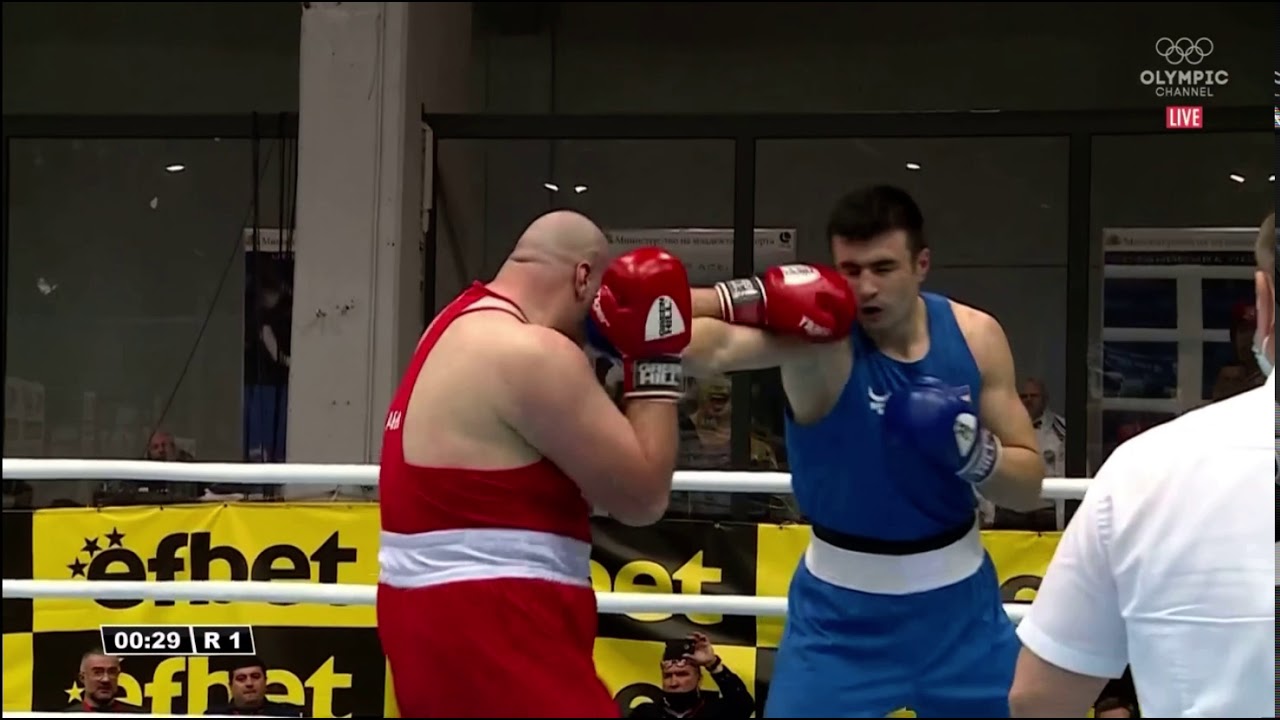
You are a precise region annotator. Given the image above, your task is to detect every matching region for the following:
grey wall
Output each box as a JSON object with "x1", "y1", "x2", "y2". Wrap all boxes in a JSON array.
[
  {"x1": 2, "y1": 2, "x2": 301, "y2": 114},
  {"x1": 477, "y1": 2, "x2": 1271, "y2": 114},
  {"x1": 444, "y1": 1, "x2": 1272, "y2": 473},
  {"x1": 439, "y1": 128, "x2": 1272, "y2": 470},
  {"x1": 4, "y1": 1, "x2": 1273, "y2": 484}
]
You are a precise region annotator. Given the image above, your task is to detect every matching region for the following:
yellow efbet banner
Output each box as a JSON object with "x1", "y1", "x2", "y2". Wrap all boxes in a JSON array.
[
  {"x1": 2, "y1": 504, "x2": 1062, "y2": 716},
  {"x1": 31, "y1": 504, "x2": 379, "y2": 632}
]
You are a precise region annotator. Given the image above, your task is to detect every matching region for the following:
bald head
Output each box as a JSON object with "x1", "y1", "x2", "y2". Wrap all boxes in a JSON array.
[
  {"x1": 509, "y1": 210, "x2": 608, "y2": 269},
  {"x1": 491, "y1": 210, "x2": 610, "y2": 341}
]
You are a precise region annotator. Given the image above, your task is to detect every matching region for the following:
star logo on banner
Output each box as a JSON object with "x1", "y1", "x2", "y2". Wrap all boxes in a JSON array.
[
  {"x1": 65, "y1": 682, "x2": 83, "y2": 703},
  {"x1": 67, "y1": 528, "x2": 128, "y2": 578}
]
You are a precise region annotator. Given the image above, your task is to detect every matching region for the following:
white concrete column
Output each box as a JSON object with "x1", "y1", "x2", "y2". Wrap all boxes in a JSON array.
[
  {"x1": 288, "y1": 1, "x2": 416, "y2": 474},
  {"x1": 287, "y1": 2, "x2": 471, "y2": 486}
]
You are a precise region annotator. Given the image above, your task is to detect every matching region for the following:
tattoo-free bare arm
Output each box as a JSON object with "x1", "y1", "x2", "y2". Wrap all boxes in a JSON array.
[
  {"x1": 971, "y1": 313, "x2": 1047, "y2": 511},
  {"x1": 504, "y1": 330, "x2": 676, "y2": 526},
  {"x1": 681, "y1": 317, "x2": 819, "y2": 377}
]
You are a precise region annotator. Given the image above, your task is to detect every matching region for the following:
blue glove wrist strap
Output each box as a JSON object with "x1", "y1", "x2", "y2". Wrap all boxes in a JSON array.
[{"x1": 959, "y1": 430, "x2": 1001, "y2": 486}]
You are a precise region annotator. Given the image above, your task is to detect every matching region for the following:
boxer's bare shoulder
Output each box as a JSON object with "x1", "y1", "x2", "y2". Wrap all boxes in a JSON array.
[
  {"x1": 949, "y1": 300, "x2": 1012, "y2": 377},
  {"x1": 682, "y1": 318, "x2": 852, "y2": 424},
  {"x1": 496, "y1": 325, "x2": 672, "y2": 524},
  {"x1": 402, "y1": 308, "x2": 536, "y2": 468},
  {"x1": 949, "y1": 299, "x2": 1040, "y2": 457}
]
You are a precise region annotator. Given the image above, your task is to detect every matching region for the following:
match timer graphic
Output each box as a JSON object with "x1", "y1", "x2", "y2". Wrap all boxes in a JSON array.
[{"x1": 99, "y1": 624, "x2": 257, "y2": 657}]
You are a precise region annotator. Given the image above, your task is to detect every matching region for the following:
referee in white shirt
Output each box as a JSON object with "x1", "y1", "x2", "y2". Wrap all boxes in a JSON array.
[{"x1": 1008, "y1": 213, "x2": 1276, "y2": 719}]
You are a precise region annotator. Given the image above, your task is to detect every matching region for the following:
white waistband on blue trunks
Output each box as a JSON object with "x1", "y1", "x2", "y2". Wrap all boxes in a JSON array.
[{"x1": 803, "y1": 520, "x2": 985, "y2": 595}]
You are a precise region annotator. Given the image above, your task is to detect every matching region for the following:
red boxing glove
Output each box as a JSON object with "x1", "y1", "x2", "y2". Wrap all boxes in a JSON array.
[
  {"x1": 713, "y1": 264, "x2": 856, "y2": 342},
  {"x1": 590, "y1": 248, "x2": 693, "y2": 401}
]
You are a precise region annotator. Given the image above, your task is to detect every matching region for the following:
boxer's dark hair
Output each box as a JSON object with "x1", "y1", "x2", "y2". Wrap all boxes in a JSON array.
[
  {"x1": 826, "y1": 185, "x2": 926, "y2": 257},
  {"x1": 220, "y1": 655, "x2": 267, "y2": 676}
]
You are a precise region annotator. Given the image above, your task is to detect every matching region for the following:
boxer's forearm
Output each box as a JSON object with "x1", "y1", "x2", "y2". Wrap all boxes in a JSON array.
[
  {"x1": 681, "y1": 317, "x2": 814, "y2": 377},
  {"x1": 682, "y1": 317, "x2": 733, "y2": 377},
  {"x1": 691, "y1": 287, "x2": 724, "y2": 319},
  {"x1": 613, "y1": 400, "x2": 679, "y2": 525},
  {"x1": 978, "y1": 445, "x2": 1048, "y2": 512}
]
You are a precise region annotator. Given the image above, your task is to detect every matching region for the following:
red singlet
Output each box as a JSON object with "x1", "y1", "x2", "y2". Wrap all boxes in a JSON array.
[{"x1": 377, "y1": 283, "x2": 619, "y2": 718}]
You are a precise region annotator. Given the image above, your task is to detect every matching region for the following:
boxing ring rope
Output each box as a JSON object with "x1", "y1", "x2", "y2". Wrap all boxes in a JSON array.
[
  {"x1": 0, "y1": 458, "x2": 1079, "y2": 620},
  {"x1": 1, "y1": 578, "x2": 1029, "y2": 624},
  {"x1": 0, "y1": 458, "x2": 1093, "y2": 499},
  {"x1": 0, "y1": 459, "x2": 1072, "y2": 716}
]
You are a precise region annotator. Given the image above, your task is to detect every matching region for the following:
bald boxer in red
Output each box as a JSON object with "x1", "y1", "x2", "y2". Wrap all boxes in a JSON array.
[{"x1": 377, "y1": 210, "x2": 693, "y2": 718}]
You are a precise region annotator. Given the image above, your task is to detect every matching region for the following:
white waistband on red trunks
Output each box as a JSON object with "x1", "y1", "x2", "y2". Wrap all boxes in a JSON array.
[
  {"x1": 803, "y1": 520, "x2": 985, "y2": 596},
  {"x1": 378, "y1": 527, "x2": 592, "y2": 589}
]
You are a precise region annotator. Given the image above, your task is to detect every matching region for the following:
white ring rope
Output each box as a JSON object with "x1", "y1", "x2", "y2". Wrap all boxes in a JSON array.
[
  {"x1": 1, "y1": 578, "x2": 1029, "y2": 624},
  {"x1": 0, "y1": 458, "x2": 1093, "y2": 499},
  {"x1": 1, "y1": 458, "x2": 1052, "y2": 626}
]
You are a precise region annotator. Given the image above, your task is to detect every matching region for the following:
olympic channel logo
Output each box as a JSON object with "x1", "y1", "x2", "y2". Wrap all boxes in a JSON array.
[
  {"x1": 1155, "y1": 37, "x2": 1213, "y2": 66},
  {"x1": 1139, "y1": 36, "x2": 1228, "y2": 99}
]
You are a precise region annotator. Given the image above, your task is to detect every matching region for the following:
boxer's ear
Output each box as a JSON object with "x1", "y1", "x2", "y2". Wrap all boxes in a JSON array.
[
  {"x1": 915, "y1": 248, "x2": 932, "y2": 276},
  {"x1": 574, "y1": 261, "x2": 592, "y2": 300}
]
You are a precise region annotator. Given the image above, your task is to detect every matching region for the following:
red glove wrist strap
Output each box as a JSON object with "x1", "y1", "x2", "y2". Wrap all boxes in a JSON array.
[{"x1": 714, "y1": 278, "x2": 766, "y2": 327}]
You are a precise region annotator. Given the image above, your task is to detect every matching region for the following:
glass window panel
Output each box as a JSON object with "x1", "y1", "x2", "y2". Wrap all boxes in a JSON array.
[
  {"x1": 1101, "y1": 342, "x2": 1179, "y2": 399},
  {"x1": 435, "y1": 138, "x2": 738, "y2": 520},
  {"x1": 1103, "y1": 278, "x2": 1179, "y2": 328},
  {"x1": 1089, "y1": 132, "x2": 1271, "y2": 471},
  {"x1": 1201, "y1": 278, "x2": 1256, "y2": 330},
  {"x1": 5, "y1": 138, "x2": 289, "y2": 507}
]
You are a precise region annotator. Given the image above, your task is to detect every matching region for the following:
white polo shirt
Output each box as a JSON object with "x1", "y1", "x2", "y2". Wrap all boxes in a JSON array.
[
  {"x1": 1017, "y1": 371, "x2": 1275, "y2": 718},
  {"x1": 1032, "y1": 410, "x2": 1066, "y2": 477}
]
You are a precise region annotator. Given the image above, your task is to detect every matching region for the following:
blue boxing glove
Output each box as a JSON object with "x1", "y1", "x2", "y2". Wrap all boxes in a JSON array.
[
  {"x1": 584, "y1": 314, "x2": 620, "y2": 362},
  {"x1": 884, "y1": 376, "x2": 1002, "y2": 486}
]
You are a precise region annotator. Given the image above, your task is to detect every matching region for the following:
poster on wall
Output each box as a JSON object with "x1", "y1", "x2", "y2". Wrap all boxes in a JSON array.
[
  {"x1": 242, "y1": 228, "x2": 295, "y2": 463},
  {"x1": 1099, "y1": 227, "x2": 1258, "y2": 463},
  {"x1": 597, "y1": 228, "x2": 798, "y2": 517},
  {"x1": 603, "y1": 228, "x2": 797, "y2": 287}
]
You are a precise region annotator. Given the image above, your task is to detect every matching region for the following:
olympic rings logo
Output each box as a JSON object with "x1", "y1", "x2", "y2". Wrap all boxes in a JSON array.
[{"x1": 1154, "y1": 37, "x2": 1213, "y2": 66}]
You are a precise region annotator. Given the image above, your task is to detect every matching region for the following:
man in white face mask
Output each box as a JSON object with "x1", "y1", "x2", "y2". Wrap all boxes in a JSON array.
[
  {"x1": 1008, "y1": 212, "x2": 1275, "y2": 718},
  {"x1": 1250, "y1": 213, "x2": 1275, "y2": 376}
]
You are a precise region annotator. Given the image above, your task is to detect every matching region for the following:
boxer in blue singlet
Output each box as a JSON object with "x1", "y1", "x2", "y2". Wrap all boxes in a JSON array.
[{"x1": 680, "y1": 185, "x2": 1048, "y2": 717}]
